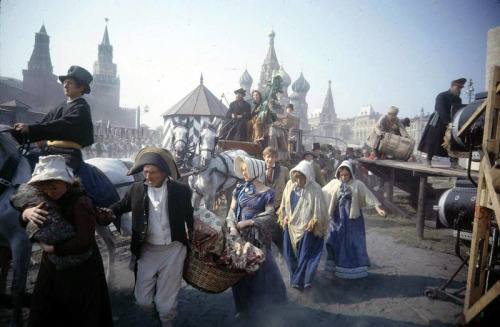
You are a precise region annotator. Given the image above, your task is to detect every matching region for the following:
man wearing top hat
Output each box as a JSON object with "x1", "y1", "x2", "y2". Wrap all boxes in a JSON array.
[
  {"x1": 220, "y1": 88, "x2": 252, "y2": 141},
  {"x1": 103, "y1": 147, "x2": 194, "y2": 327},
  {"x1": 13, "y1": 65, "x2": 94, "y2": 173},
  {"x1": 418, "y1": 78, "x2": 466, "y2": 168}
]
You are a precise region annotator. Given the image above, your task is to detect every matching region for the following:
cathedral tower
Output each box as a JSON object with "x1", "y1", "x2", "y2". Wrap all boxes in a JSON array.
[
  {"x1": 22, "y1": 25, "x2": 65, "y2": 112},
  {"x1": 91, "y1": 23, "x2": 121, "y2": 124},
  {"x1": 277, "y1": 64, "x2": 291, "y2": 110},
  {"x1": 258, "y1": 28, "x2": 280, "y2": 93},
  {"x1": 239, "y1": 69, "x2": 253, "y2": 102},
  {"x1": 290, "y1": 73, "x2": 311, "y2": 131},
  {"x1": 317, "y1": 80, "x2": 337, "y2": 137}
]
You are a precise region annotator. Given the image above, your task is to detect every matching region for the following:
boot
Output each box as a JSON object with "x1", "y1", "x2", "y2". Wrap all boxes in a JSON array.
[{"x1": 425, "y1": 159, "x2": 432, "y2": 167}]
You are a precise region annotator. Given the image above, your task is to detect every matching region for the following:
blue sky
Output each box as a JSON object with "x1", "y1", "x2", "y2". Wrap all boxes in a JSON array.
[{"x1": 1, "y1": 0, "x2": 499, "y2": 128}]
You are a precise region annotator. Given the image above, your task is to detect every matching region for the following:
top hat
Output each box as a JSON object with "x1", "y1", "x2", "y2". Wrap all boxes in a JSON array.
[
  {"x1": 58, "y1": 65, "x2": 93, "y2": 94},
  {"x1": 234, "y1": 88, "x2": 246, "y2": 95},
  {"x1": 312, "y1": 142, "x2": 321, "y2": 151}
]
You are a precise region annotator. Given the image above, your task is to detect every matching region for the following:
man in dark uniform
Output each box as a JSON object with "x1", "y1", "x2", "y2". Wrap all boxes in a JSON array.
[
  {"x1": 418, "y1": 78, "x2": 466, "y2": 168},
  {"x1": 13, "y1": 65, "x2": 94, "y2": 173},
  {"x1": 220, "y1": 88, "x2": 251, "y2": 141}
]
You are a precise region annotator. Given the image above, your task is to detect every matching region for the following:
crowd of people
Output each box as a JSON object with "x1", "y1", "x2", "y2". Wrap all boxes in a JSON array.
[{"x1": 6, "y1": 63, "x2": 469, "y2": 326}]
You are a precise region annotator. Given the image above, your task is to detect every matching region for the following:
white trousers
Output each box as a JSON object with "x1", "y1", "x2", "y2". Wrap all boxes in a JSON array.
[{"x1": 134, "y1": 241, "x2": 187, "y2": 323}]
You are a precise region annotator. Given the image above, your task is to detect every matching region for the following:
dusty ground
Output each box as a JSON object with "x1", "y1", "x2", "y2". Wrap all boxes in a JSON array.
[{"x1": 1, "y1": 177, "x2": 469, "y2": 326}]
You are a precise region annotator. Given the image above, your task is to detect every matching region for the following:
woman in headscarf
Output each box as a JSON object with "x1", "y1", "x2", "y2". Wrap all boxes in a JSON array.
[
  {"x1": 17, "y1": 155, "x2": 113, "y2": 326},
  {"x1": 323, "y1": 160, "x2": 386, "y2": 279},
  {"x1": 279, "y1": 160, "x2": 328, "y2": 290},
  {"x1": 226, "y1": 156, "x2": 287, "y2": 318}
]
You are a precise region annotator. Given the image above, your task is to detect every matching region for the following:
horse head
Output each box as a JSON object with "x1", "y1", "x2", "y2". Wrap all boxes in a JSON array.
[
  {"x1": 171, "y1": 118, "x2": 190, "y2": 161},
  {"x1": 198, "y1": 121, "x2": 218, "y2": 167},
  {"x1": 0, "y1": 125, "x2": 22, "y2": 168}
]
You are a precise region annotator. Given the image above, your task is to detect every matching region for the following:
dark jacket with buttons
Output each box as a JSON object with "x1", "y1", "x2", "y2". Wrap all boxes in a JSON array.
[{"x1": 109, "y1": 179, "x2": 194, "y2": 259}]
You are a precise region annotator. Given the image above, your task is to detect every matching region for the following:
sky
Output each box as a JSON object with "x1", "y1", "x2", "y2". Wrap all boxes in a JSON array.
[{"x1": 1, "y1": 0, "x2": 499, "y2": 128}]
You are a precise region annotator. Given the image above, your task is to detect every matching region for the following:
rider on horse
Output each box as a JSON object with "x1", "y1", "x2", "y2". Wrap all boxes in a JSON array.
[
  {"x1": 13, "y1": 65, "x2": 94, "y2": 172},
  {"x1": 12, "y1": 65, "x2": 120, "y2": 213}
]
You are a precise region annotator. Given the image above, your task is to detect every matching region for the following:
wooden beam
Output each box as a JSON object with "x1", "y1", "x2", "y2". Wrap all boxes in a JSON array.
[
  {"x1": 457, "y1": 101, "x2": 487, "y2": 138},
  {"x1": 416, "y1": 175, "x2": 427, "y2": 239},
  {"x1": 465, "y1": 281, "x2": 500, "y2": 323}
]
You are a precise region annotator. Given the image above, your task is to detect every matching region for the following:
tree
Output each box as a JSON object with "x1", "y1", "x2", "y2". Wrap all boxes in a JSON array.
[{"x1": 338, "y1": 124, "x2": 352, "y2": 142}]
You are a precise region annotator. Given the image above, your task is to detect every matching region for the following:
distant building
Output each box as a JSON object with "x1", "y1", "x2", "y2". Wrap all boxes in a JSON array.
[
  {"x1": 0, "y1": 25, "x2": 66, "y2": 113},
  {"x1": 290, "y1": 73, "x2": 311, "y2": 131},
  {"x1": 308, "y1": 80, "x2": 337, "y2": 137},
  {"x1": 0, "y1": 23, "x2": 136, "y2": 129}
]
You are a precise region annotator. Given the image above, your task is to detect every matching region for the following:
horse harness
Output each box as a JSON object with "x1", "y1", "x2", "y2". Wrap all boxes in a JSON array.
[{"x1": 0, "y1": 156, "x2": 19, "y2": 195}]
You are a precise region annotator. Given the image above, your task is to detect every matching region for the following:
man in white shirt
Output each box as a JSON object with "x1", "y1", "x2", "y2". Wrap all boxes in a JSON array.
[{"x1": 108, "y1": 148, "x2": 193, "y2": 327}]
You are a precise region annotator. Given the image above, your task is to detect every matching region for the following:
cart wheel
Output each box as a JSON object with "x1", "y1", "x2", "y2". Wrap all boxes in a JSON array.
[{"x1": 424, "y1": 288, "x2": 438, "y2": 299}]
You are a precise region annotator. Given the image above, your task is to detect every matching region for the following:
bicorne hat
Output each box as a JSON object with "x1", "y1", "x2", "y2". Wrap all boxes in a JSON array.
[
  {"x1": 127, "y1": 148, "x2": 180, "y2": 180},
  {"x1": 58, "y1": 65, "x2": 93, "y2": 94}
]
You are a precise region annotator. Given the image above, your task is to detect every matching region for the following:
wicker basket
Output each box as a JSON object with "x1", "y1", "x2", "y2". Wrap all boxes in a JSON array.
[{"x1": 183, "y1": 253, "x2": 245, "y2": 294}]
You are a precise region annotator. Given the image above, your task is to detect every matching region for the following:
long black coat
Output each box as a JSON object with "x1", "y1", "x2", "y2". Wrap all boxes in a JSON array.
[
  {"x1": 28, "y1": 98, "x2": 94, "y2": 148},
  {"x1": 418, "y1": 90, "x2": 462, "y2": 157},
  {"x1": 220, "y1": 100, "x2": 251, "y2": 141},
  {"x1": 109, "y1": 180, "x2": 194, "y2": 259}
]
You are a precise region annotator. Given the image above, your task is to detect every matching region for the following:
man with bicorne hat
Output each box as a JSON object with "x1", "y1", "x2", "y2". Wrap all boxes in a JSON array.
[
  {"x1": 219, "y1": 88, "x2": 252, "y2": 141},
  {"x1": 100, "y1": 147, "x2": 193, "y2": 327},
  {"x1": 418, "y1": 78, "x2": 466, "y2": 168},
  {"x1": 13, "y1": 65, "x2": 94, "y2": 173}
]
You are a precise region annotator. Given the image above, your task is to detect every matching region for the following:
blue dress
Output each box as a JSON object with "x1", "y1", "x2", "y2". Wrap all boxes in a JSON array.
[
  {"x1": 325, "y1": 183, "x2": 369, "y2": 279},
  {"x1": 232, "y1": 184, "x2": 287, "y2": 314},
  {"x1": 283, "y1": 190, "x2": 324, "y2": 289}
]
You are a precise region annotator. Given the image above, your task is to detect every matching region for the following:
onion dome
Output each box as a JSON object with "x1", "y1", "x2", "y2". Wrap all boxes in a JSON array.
[
  {"x1": 292, "y1": 73, "x2": 310, "y2": 93},
  {"x1": 279, "y1": 64, "x2": 291, "y2": 87},
  {"x1": 239, "y1": 69, "x2": 253, "y2": 86}
]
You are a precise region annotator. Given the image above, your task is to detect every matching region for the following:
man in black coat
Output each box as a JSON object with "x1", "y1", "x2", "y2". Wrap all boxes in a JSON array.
[
  {"x1": 13, "y1": 65, "x2": 94, "y2": 173},
  {"x1": 105, "y1": 148, "x2": 193, "y2": 327},
  {"x1": 220, "y1": 88, "x2": 251, "y2": 141},
  {"x1": 418, "y1": 78, "x2": 466, "y2": 168}
]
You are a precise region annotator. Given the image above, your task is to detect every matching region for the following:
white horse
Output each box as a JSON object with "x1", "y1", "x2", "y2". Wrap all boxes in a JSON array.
[
  {"x1": 166, "y1": 118, "x2": 192, "y2": 167},
  {"x1": 0, "y1": 126, "x2": 33, "y2": 327},
  {"x1": 189, "y1": 121, "x2": 249, "y2": 211}
]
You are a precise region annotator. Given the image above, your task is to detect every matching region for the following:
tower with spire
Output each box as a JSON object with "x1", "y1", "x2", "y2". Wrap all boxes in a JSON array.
[
  {"x1": 239, "y1": 69, "x2": 253, "y2": 102},
  {"x1": 316, "y1": 80, "x2": 337, "y2": 137},
  {"x1": 22, "y1": 25, "x2": 65, "y2": 112},
  {"x1": 277, "y1": 64, "x2": 291, "y2": 110},
  {"x1": 290, "y1": 73, "x2": 311, "y2": 131},
  {"x1": 91, "y1": 22, "x2": 121, "y2": 124},
  {"x1": 258, "y1": 28, "x2": 280, "y2": 94}
]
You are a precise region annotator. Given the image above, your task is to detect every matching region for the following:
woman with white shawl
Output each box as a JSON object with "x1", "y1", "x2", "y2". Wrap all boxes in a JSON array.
[
  {"x1": 323, "y1": 160, "x2": 386, "y2": 279},
  {"x1": 279, "y1": 160, "x2": 328, "y2": 290}
]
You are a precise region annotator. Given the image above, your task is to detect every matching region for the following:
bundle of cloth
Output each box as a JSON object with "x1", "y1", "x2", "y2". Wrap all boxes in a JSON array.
[
  {"x1": 10, "y1": 184, "x2": 92, "y2": 270},
  {"x1": 193, "y1": 207, "x2": 266, "y2": 273}
]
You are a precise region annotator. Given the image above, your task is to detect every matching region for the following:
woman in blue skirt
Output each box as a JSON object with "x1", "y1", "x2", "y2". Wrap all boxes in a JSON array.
[
  {"x1": 323, "y1": 160, "x2": 386, "y2": 279},
  {"x1": 280, "y1": 160, "x2": 328, "y2": 290}
]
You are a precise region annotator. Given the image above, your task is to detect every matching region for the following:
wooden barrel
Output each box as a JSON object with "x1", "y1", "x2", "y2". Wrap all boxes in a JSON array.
[{"x1": 378, "y1": 133, "x2": 415, "y2": 161}]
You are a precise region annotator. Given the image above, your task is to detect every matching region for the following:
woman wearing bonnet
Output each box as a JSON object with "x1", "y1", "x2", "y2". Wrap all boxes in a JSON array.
[
  {"x1": 17, "y1": 155, "x2": 112, "y2": 326},
  {"x1": 279, "y1": 160, "x2": 328, "y2": 291},
  {"x1": 323, "y1": 160, "x2": 386, "y2": 279},
  {"x1": 226, "y1": 155, "x2": 287, "y2": 318}
]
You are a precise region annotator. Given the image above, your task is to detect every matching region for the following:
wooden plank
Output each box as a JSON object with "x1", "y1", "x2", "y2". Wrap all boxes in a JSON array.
[
  {"x1": 416, "y1": 175, "x2": 427, "y2": 239},
  {"x1": 481, "y1": 159, "x2": 500, "y2": 217},
  {"x1": 365, "y1": 183, "x2": 410, "y2": 218},
  {"x1": 457, "y1": 101, "x2": 486, "y2": 138},
  {"x1": 464, "y1": 67, "x2": 500, "y2": 318},
  {"x1": 465, "y1": 281, "x2": 500, "y2": 323}
]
